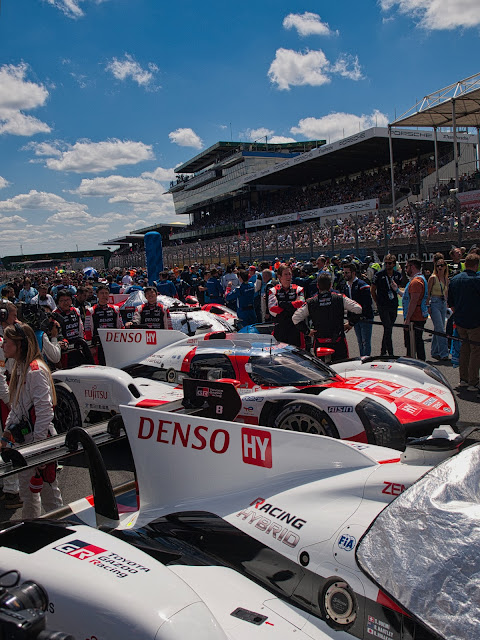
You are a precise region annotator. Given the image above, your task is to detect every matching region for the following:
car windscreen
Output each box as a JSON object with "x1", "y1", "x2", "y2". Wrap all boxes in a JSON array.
[{"x1": 248, "y1": 348, "x2": 334, "y2": 386}]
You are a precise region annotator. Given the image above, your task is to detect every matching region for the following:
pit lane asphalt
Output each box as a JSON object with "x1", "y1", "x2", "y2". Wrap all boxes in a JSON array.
[{"x1": 1, "y1": 318, "x2": 478, "y2": 523}]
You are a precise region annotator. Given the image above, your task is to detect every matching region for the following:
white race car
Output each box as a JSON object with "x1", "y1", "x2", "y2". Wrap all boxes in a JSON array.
[
  {"x1": 53, "y1": 329, "x2": 458, "y2": 450},
  {"x1": 0, "y1": 394, "x2": 473, "y2": 639}
]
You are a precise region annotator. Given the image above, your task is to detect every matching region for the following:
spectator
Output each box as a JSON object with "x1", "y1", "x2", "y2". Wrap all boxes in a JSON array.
[
  {"x1": 31, "y1": 284, "x2": 56, "y2": 311},
  {"x1": 341, "y1": 262, "x2": 374, "y2": 356},
  {"x1": 447, "y1": 253, "x2": 480, "y2": 392},
  {"x1": 371, "y1": 254, "x2": 402, "y2": 357},
  {"x1": 156, "y1": 271, "x2": 178, "y2": 298},
  {"x1": 403, "y1": 258, "x2": 428, "y2": 361},
  {"x1": 427, "y1": 256, "x2": 449, "y2": 360},
  {"x1": 18, "y1": 278, "x2": 38, "y2": 304}
]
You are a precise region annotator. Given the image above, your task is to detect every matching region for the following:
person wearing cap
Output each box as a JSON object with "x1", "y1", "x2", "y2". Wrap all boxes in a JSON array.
[{"x1": 248, "y1": 265, "x2": 262, "y2": 322}]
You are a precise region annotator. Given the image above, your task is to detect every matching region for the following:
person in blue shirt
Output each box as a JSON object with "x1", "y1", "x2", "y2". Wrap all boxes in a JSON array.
[
  {"x1": 18, "y1": 279, "x2": 38, "y2": 304},
  {"x1": 156, "y1": 271, "x2": 178, "y2": 298},
  {"x1": 205, "y1": 269, "x2": 224, "y2": 304},
  {"x1": 106, "y1": 275, "x2": 121, "y2": 294},
  {"x1": 226, "y1": 270, "x2": 256, "y2": 328}
]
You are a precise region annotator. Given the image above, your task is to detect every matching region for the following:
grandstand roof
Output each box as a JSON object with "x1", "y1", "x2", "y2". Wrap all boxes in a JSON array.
[
  {"x1": 100, "y1": 234, "x2": 145, "y2": 246},
  {"x1": 175, "y1": 140, "x2": 326, "y2": 174},
  {"x1": 391, "y1": 72, "x2": 480, "y2": 128},
  {"x1": 245, "y1": 127, "x2": 468, "y2": 187}
]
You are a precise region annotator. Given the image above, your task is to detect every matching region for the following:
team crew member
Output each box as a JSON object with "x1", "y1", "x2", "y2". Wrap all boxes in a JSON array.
[
  {"x1": 293, "y1": 273, "x2": 362, "y2": 362},
  {"x1": 126, "y1": 287, "x2": 172, "y2": 329},
  {"x1": 1, "y1": 323, "x2": 63, "y2": 518},
  {"x1": 268, "y1": 264, "x2": 305, "y2": 348},
  {"x1": 91, "y1": 285, "x2": 123, "y2": 365},
  {"x1": 156, "y1": 271, "x2": 178, "y2": 298},
  {"x1": 225, "y1": 270, "x2": 256, "y2": 328},
  {"x1": 341, "y1": 262, "x2": 374, "y2": 356},
  {"x1": 205, "y1": 269, "x2": 225, "y2": 304},
  {"x1": 53, "y1": 290, "x2": 85, "y2": 344},
  {"x1": 73, "y1": 286, "x2": 93, "y2": 340}
]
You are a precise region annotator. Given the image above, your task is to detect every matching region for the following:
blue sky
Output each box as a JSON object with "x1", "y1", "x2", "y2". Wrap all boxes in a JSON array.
[{"x1": 0, "y1": 0, "x2": 479, "y2": 255}]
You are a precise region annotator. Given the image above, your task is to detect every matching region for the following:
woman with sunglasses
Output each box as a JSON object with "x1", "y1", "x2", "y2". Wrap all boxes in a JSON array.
[
  {"x1": 1, "y1": 322, "x2": 63, "y2": 518},
  {"x1": 427, "y1": 256, "x2": 450, "y2": 360}
]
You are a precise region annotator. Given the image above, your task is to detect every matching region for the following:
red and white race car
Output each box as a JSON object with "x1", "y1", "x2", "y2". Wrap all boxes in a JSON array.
[{"x1": 53, "y1": 329, "x2": 458, "y2": 449}]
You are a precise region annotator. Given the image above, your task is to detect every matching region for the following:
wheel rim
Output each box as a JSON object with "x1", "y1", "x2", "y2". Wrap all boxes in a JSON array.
[
  {"x1": 55, "y1": 393, "x2": 76, "y2": 434},
  {"x1": 279, "y1": 412, "x2": 329, "y2": 435}
]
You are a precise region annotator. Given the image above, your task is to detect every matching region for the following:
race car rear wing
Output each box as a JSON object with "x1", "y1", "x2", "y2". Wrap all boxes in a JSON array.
[{"x1": 98, "y1": 328, "x2": 187, "y2": 369}]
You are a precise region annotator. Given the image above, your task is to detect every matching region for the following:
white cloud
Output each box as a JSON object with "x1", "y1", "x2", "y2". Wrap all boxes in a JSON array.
[
  {"x1": 380, "y1": 0, "x2": 480, "y2": 30},
  {"x1": 291, "y1": 109, "x2": 389, "y2": 142},
  {"x1": 140, "y1": 166, "x2": 177, "y2": 182},
  {"x1": 70, "y1": 173, "x2": 175, "y2": 214},
  {"x1": 269, "y1": 136, "x2": 297, "y2": 143},
  {"x1": 243, "y1": 127, "x2": 275, "y2": 141},
  {"x1": 330, "y1": 54, "x2": 363, "y2": 81},
  {"x1": 283, "y1": 12, "x2": 337, "y2": 37},
  {"x1": 0, "y1": 177, "x2": 9, "y2": 190},
  {"x1": 0, "y1": 214, "x2": 27, "y2": 226},
  {"x1": 46, "y1": 210, "x2": 95, "y2": 226},
  {"x1": 268, "y1": 49, "x2": 330, "y2": 90},
  {"x1": 268, "y1": 49, "x2": 364, "y2": 90},
  {"x1": 44, "y1": 0, "x2": 108, "y2": 19},
  {"x1": 106, "y1": 54, "x2": 159, "y2": 89},
  {"x1": 0, "y1": 64, "x2": 50, "y2": 136},
  {"x1": 27, "y1": 139, "x2": 154, "y2": 173},
  {"x1": 168, "y1": 128, "x2": 203, "y2": 149},
  {"x1": 0, "y1": 190, "x2": 88, "y2": 215}
]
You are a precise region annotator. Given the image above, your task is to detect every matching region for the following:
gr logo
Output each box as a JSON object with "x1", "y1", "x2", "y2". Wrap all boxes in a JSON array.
[
  {"x1": 338, "y1": 533, "x2": 356, "y2": 551},
  {"x1": 241, "y1": 428, "x2": 272, "y2": 468},
  {"x1": 53, "y1": 539, "x2": 106, "y2": 560}
]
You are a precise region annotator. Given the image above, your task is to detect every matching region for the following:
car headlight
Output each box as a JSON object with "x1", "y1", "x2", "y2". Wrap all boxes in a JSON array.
[{"x1": 356, "y1": 398, "x2": 405, "y2": 450}]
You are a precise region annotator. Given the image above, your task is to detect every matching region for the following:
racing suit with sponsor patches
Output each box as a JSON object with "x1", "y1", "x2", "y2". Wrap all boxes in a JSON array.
[
  {"x1": 292, "y1": 291, "x2": 361, "y2": 361},
  {"x1": 132, "y1": 303, "x2": 172, "y2": 329},
  {"x1": 92, "y1": 304, "x2": 124, "y2": 365},
  {"x1": 268, "y1": 283, "x2": 305, "y2": 348},
  {"x1": 5, "y1": 360, "x2": 63, "y2": 518},
  {"x1": 53, "y1": 306, "x2": 85, "y2": 344}
]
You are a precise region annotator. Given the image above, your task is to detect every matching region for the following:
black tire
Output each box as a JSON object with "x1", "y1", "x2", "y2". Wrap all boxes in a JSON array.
[
  {"x1": 54, "y1": 385, "x2": 82, "y2": 434},
  {"x1": 273, "y1": 402, "x2": 339, "y2": 438}
]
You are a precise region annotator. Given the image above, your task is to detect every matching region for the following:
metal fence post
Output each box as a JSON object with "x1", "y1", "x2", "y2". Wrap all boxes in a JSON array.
[{"x1": 409, "y1": 322, "x2": 416, "y2": 358}]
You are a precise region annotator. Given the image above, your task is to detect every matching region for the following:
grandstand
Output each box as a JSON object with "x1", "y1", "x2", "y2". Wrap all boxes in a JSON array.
[{"x1": 159, "y1": 125, "x2": 480, "y2": 266}]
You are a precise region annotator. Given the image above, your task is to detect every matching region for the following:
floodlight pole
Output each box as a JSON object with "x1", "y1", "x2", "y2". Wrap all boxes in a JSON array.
[
  {"x1": 477, "y1": 127, "x2": 480, "y2": 172},
  {"x1": 433, "y1": 127, "x2": 440, "y2": 199},
  {"x1": 388, "y1": 125, "x2": 396, "y2": 221},
  {"x1": 451, "y1": 99, "x2": 459, "y2": 190}
]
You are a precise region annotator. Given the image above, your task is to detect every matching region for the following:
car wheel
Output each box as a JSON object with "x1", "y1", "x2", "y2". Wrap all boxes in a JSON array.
[
  {"x1": 54, "y1": 386, "x2": 82, "y2": 434},
  {"x1": 273, "y1": 403, "x2": 339, "y2": 438}
]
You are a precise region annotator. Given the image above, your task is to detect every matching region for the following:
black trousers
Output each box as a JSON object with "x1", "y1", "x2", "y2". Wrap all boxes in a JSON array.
[
  {"x1": 377, "y1": 305, "x2": 398, "y2": 356},
  {"x1": 404, "y1": 320, "x2": 426, "y2": 361}
]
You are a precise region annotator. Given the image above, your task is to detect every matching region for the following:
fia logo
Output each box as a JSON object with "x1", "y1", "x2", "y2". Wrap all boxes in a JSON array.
[
  {"x1": 146, "y1": 331, "x2": 157, "y2": 345},
  {"x1": 241, "y1": 428, "x2": 272, "y2": 468},
  {"x1": 338, "y1": 533, "x2": 356, "y2": 551}
]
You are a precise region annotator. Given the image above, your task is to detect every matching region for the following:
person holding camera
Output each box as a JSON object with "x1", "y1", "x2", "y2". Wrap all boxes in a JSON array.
[{"x1": 1, "y1": 322, "x2": 63, "y2": 518}]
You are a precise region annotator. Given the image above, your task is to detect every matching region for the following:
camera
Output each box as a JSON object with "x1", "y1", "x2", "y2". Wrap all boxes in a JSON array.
[
  {"x1": 0, "y1": 571, "x2": 74, "y2": 639},
  {"x1": 20, "y1": 305, "x2": 56, "y2": 336},
  {"x1": 9, "y1": 418, "x2": 33, "y2": 444}
]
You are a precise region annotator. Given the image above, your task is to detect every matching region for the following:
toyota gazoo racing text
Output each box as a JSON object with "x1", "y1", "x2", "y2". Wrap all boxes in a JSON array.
[
  {"x1": 0, "y1": 398, "x2": 474, "y2": 640},
  {"x1": 52, "y1": 328, "x2": 458, "y2": 449}
]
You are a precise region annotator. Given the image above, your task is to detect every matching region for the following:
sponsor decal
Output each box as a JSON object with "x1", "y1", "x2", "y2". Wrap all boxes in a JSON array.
[
  {"x1": 370, "y1": 364, "x2": 392, "y2": 370},
  {"x1": 242, "y1": 428, "x2": 272, "y2": 468},
  {"x1": 390, "y1": 387, "x2": 410, "y2": 398},
  {"x1": 423, "y1": 397, "x2": 436, "y2": 406},
  {"x1": 337, "y1": 533, "x2": 356, "y2": 551},
  {"x1": 105, "y1": 331, "x2": 143, "y2": 343},
  {"x1": 347, "y1": 443, "x2": 369, "y2": 450},
  {"x1": 367, "y1": 382, "x2": 395, "y2": 392},
  {"x1": 432, "y1": 401, "x2": 442, "y2": 409},
  {"x1": 84, "y1": 385, "x2": 108, "y2": 400},
  {"x1": 243, "y1": 396, "x2": 264, "y2": 402},
  {"x1": 328, "y1": 406, "x2": 354, "y2": 413},
  {"x1": 425, "y1": 384, "x2": 449, "y2": 396},
  {"x1": 138, "y1": 417, "x2": 230, "y2": 454},
  {"x1": 382, "y1": 481, "x2": 406, "y2": 496},
  {"x1": 235, "y1": 497, "x2": 306, "y2": 548},
  {"x1": 54, "y1": 541, "x2": 151, "y2": 581},
  {"x1": 355, "y1": 379, "x2": 377, "y2": 389},
  {"x1": 145, "y1": 331, "x2": 157, "y2": 345},
  {"x1": 65, "y1": 377, "x2": 81, "y2": 383},
  {"x1": 443, "y1": 407, "x2": 452, "y2": 413},
  {"x1": 196, "y1": 386, "x2": 223, "y2": 399},
  {"x1": 405, "y1": 391, "x2": 428, "y2": 403},
  {"x1": 244, "y1": 406, "x2": 254, "y2": 412},
  {"x1": 399, "y1": 403, "x2": 422, "y2": 416}
]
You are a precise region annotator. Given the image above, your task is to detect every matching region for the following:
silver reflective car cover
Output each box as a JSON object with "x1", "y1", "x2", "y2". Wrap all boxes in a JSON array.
[
  {"x1": 170, "y1": 310, "x2": 234, "y2": 334},
  {"x1": 356, "y1": 444, "x2": 480, "y2": 640}
]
